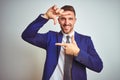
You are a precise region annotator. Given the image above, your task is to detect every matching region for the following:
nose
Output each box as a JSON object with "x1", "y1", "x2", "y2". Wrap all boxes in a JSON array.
[{"x1": 65, "y1": 19, "x2": 69, "y2": 25}]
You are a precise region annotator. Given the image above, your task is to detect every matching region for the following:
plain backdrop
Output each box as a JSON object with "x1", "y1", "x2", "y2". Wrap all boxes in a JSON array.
[{"x1": 0, "y1": 0, "x2": 120, "y2": 80}]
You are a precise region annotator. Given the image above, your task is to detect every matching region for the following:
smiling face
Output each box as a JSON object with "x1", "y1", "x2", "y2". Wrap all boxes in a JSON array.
[{"x1": 58, "y1": 11, "x2": 76, "y2": 34}]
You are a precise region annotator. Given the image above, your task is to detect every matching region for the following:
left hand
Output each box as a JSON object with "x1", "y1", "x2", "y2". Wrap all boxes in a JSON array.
[{"x1": 55, "y1": 36, "x2": 80, "y2": 56}]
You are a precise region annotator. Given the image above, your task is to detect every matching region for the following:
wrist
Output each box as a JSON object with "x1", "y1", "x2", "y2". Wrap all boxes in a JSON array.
[
  {"x1": 42, "y1": 13, "x2": 49, "y2": 19},
  {"x1": 74, "y1": 48, "x2": 80, "y2": 56}
]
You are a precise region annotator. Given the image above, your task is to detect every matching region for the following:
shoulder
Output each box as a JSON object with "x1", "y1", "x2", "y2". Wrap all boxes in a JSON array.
[
  {"x1": 48, "y1": 30, "x2": 59, "y2": 35},
  {"x1": 75, "y1": 32, "x2": 91, "y2": 39},
  {"x1": 46, "y1": 30, "x2": 60, "y2": 39},
  {"x1": 75, "y1": 32, "x2": 94, "y2": 46}
]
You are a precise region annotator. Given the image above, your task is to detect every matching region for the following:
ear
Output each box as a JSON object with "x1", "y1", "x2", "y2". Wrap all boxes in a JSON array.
[
  {"x1": 75, "y1": 17, "x2": 77, "y2": 22},
  {"x1": 74, "y1": 17, "x2": 77, "y2": 24}
]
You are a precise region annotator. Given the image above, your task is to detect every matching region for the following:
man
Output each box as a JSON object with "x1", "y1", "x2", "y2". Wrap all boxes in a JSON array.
[{"x1": 22, "y1": 5, "x2": 103, "y2": 80}]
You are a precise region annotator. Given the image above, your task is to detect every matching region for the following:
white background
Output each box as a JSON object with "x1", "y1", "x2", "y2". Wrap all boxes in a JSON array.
[{"x1": 0, "y1": 0, "x2": 120, "y2": 80}]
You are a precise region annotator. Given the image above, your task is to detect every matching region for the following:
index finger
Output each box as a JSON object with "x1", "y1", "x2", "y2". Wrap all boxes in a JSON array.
[{"x1": 55, "y1": 43, "x2": 67, "y2": 47}]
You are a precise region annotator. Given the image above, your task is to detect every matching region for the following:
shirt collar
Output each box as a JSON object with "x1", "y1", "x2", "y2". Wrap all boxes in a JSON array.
[{"x1": 62, "y1": 30, "x2": 75, "y2": 38}]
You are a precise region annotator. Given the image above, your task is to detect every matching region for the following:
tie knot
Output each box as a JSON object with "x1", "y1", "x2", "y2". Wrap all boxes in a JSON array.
[
  {"x1": 66, "y1": 36, "x2": 70, "y2": 39},
  {"x1": 66, "y1": 36, "x2": 70, "y2": 43}
]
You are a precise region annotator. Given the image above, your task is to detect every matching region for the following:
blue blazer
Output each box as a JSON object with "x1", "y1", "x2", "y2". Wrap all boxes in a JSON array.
[{"x1": 22, "y1": 15, "x2": 103, "y2": 80}]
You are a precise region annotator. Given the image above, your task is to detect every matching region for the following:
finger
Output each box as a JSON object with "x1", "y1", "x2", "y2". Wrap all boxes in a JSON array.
[
  {"x1": 55, "y1": 8, "x2": 61, "y2": 14},
  {"x1": 55, "y1": 9, "x2": 64, "y2": 14},
  {"x1": 55, "y1": 43, "x2": 67, "y2": 47},
  {"x1": 71, "y1": 35, "x2": 76, "y2": 44},
  {"x1": 71, "y1": 35, "x2": 74, "y2": 43},
  {"x1": 58, "y1": 9, "x2": 64, "y2": 16},
  {"x1": 55, "y1": 9, "x2": 64, "y2": 17},
  {"x1": 59, "y1": 9, "x2": 64, "y2": 15},
  {"x1": 62, "y1": 46, "x2": 66, "y2": 49},
  {"x1": 53, "y1": 5, "x2": 58, "y2": 11}
]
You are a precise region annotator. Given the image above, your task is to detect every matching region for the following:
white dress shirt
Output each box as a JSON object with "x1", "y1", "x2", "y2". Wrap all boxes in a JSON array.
[{"x1": 50, "y1": 31, "x2": 74, "y2": 80}]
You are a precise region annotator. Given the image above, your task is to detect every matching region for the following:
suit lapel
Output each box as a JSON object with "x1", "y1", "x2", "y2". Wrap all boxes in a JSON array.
[
  {"x1": 56, "y1": 31, "x2": 63, "y2": 61},
  {"x1": 75, "y1": 32, "x2": 81, "y2": 48},
  {"x1": 75, "y1": 32, "x2": 78, "y2": 44}
]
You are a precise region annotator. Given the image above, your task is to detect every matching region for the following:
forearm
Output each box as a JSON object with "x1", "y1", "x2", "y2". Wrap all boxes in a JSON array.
[
  {"x1": 75, "y1": 49, "x2": 103, "y2": 72},
  {"x1": 21, "y1": 14, "x2": 49, "y2": 49},
  {"x1": 22, "y1": 14, "x2": 48, "y2": 39},
  {"x1": 74, "y1": 37, "x2": 103, "y2": 72}
]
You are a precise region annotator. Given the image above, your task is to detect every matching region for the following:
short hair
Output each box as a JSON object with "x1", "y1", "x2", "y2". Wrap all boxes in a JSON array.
[{"x1": 61, "y1": 5, "x2": 76, "y2": 16}]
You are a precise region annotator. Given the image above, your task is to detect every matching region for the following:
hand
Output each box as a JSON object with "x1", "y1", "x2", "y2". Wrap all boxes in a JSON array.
[
  {"x1": 55, "y1": 36, "x2": 80, "y2": 56},
  {"x1": 43, "y1": 5, "x2": 64, "y2": 25}
]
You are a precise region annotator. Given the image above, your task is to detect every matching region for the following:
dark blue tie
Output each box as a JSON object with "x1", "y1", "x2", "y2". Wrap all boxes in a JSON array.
[{"x1": 64, "y1": 36, "x2": 73, "y2": 80}]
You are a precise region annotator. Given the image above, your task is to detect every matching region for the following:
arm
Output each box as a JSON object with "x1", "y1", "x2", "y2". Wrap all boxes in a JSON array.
[
  {"x1": 56, "y1": 36, "x2": 103, "y2": 72},
  {"x1": 22, "y1": 5, "x2": 65, "y2": 49},
  {"x1": 75, "y1": 37, "x2": 103, "y2": 72},
  {"x1": 21, "y1": 15, "x2": 49, "y2": 49}
]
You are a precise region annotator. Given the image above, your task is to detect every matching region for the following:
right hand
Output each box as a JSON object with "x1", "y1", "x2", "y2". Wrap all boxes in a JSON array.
[{"x1": 43, "y1": 5, "x2": 64, "y2": 25}]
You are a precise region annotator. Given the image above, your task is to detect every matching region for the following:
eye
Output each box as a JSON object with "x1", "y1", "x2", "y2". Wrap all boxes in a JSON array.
[
  {"x1": 60, "y1": 17, "x2": 65, "y2": 21},
  {"x1": 69, "y1": 18, "x2": 73, "y2": 20}
]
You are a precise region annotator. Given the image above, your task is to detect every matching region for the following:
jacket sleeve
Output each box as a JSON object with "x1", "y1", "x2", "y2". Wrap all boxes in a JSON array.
[
  {"x1": 21, "y1": 14, "x2": 49, "y2": 49},
  {"x1": 75, "y1": 37, "x2": 103, "y2": 72}
]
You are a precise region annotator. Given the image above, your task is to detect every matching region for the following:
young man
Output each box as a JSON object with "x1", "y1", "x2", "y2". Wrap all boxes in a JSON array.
[{"x1": 22, "y1": 5, "x2": 103, "y2": 80}]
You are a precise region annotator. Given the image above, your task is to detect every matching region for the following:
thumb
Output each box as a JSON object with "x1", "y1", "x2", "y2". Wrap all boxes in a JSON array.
[{"x1": 71, "y1": 35, "x2": 76, "y2": 44}]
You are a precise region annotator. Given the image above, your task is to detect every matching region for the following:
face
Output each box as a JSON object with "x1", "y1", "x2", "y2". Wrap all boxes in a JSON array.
[{"x1": 58, "y1": 11, "x2": 76, "y2": 34}]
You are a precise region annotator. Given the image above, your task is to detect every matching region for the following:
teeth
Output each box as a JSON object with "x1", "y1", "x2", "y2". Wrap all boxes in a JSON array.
[{"x1": 65, "y1": 26, "x2": 70, "y2": 27}]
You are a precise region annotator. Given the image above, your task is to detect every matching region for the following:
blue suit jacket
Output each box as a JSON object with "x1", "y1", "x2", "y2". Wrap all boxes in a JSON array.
[{"x1": 22, "y1": 15, "x2": 103, "y2": 80}]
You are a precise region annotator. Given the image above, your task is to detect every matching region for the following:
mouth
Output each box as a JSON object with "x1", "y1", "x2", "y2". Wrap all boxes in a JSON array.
[
  {"x1": 61, "y1": 24, "x2": 72, "y2": 33},
  {"x1": 63, "y1": 25, "x2": 71, "y2": 28},
  {"x1": 64, "y1": 26, "x2": 70, "y2": 30}
]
